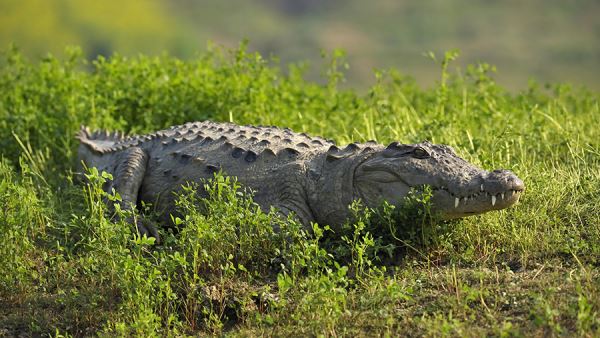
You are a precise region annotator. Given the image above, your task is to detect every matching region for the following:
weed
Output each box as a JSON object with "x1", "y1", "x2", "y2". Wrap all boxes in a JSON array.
[{"x1": 0, "y1": 45, "x2": 598, "y2": 336}]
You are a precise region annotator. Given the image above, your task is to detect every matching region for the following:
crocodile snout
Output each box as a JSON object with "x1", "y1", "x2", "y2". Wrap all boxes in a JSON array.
[
  {"x1": 434, "y1": 168, "x2": 525, "y2": 219},
  {"x1": 483, "y1": 169, "x2": 525, "y2": 194}
]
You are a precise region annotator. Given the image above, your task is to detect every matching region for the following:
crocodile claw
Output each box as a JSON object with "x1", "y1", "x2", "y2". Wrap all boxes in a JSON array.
[{"x1": 132, "y1": 217, "x2": 161, "y2": 244}]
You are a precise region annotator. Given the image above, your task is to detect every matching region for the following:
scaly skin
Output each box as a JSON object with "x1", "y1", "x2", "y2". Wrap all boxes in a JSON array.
[{"x1": 77, "y1": 121, "x2": 525, "y2": 240}]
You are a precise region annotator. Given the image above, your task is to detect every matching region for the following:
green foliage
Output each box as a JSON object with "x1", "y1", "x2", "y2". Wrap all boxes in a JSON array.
[
  {"x1": 0, "y1": 158, "x2": 48, "y2": 292},
  {"x1": 0, "y1": 46, "x2": 598, "y2": 336},
  {"x1": 2, "y1": 0, "x2": 599, "y2": 89}
]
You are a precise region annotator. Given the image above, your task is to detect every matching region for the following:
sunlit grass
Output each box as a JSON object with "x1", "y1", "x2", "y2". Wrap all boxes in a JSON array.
[{"x1": 0, "y1": 45, "x2": 598, "y2": 336}]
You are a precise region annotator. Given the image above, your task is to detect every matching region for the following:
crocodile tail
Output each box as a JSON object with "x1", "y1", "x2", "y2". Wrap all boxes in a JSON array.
[{"x1": 77, "y1": 125, "x2": 125, "y2": 153}]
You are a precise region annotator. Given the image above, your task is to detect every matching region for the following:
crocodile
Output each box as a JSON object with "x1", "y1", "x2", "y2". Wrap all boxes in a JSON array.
[{"x1": 77, "y1": 121, "x2": 524, "y2": 240}]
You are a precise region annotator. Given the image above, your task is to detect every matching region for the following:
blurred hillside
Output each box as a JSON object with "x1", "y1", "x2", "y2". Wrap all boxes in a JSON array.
[{"x1": 1, "y1": 0, "x2": 599, "y2": 89}]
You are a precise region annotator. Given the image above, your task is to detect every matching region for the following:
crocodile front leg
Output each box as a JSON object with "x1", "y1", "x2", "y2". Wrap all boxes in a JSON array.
[
  {"x1": 111, "y1": 147, "x2": 159, "y2": 243},
  {"x1": 276, "y1": 203, "x2": 312, "y2": 228}
]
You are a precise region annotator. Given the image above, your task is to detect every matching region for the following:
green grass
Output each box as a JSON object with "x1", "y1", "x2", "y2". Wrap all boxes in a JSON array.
[{"x1": 0, "y1": 45, "x2": 598, "y2": 336}]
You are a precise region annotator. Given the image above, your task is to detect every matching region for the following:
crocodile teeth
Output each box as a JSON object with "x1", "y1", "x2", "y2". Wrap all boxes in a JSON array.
[
  {"x1": 455, "y1": 197, "x2": 459, "y2": 208},
  {"x1": 481, "y1": 184, "x2": 484, "y2": 192},
  {"x1": 501, "y1": 193, "x2": 505, "y2": 200},
  {"x1": 491, "y1": 195, "x2": 496, "y2": 206}
]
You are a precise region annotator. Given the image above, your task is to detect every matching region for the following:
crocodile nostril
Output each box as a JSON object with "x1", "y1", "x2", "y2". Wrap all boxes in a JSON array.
[
  {"x1": 482, "y1": 170, "x2": 525, "y2": 193},
  {"x1": 511, "y1": 175, "x2": 525, "y2": 191}
]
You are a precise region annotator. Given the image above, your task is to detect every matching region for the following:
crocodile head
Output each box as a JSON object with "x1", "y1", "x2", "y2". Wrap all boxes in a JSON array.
[{"x1": 354, "y1": 141, "x2": 524, "y2": 219}]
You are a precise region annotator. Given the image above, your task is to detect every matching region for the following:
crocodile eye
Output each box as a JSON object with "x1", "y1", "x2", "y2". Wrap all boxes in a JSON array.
[{"x1": 412, "y1": 147, "x2": 430, "y2": 159}]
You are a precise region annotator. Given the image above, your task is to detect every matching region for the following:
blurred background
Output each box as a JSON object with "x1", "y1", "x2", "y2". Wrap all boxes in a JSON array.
[{"x1": 1, "y1": 0, "x2": 599, "y2": 90}]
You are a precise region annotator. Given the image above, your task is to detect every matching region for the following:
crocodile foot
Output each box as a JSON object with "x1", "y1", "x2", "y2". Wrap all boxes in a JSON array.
[{"x1": 129, "y1": 215, "x2": 161, "y2": 244}]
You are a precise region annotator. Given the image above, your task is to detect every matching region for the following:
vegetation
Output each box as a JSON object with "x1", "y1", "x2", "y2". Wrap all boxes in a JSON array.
[
  {"x1": 0, "y1": 45, "x2": 598, "y2": 336},
  {"x1": 1, "y1": 0, "x2": 599, "y2": 89}
]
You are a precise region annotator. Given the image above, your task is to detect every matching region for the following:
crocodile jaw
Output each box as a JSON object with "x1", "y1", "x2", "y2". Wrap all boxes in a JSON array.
[
  {"x1": 431, "y1": 169, "x2": 525, "y2": 219},
  {"x1": 432, "y1": 186, "x2": 524, "y2": 219}
]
